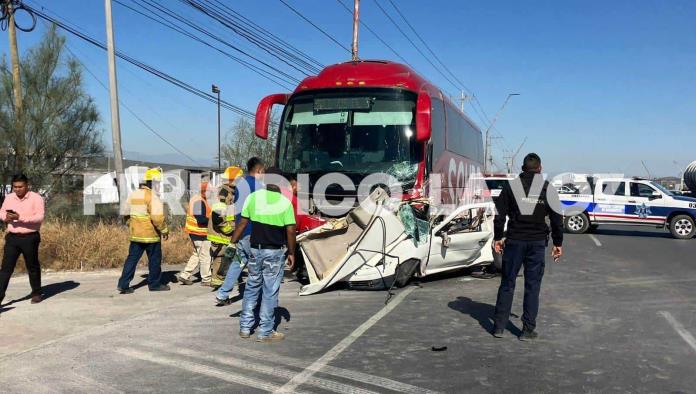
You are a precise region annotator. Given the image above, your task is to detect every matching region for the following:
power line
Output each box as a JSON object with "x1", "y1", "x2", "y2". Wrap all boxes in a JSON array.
[
  {"x1": 207, "y1": 0, "x2": 324, "y2": 70},
  {"x1": 370, "y1": 0, "x2": 462, "y2": 93},
  {"x1": 372, "y1": 0, "x2": 495, "y2": 133},
  {"x1": 183, "y1": 0, "x2": 320, "y2": 76},
  {"x1": 131, "y1": 0, "x2": 303, "y2": 85},
  {"x1": 386, "y1": 0, "x2": 475, "y2": 95},
  {"x1": 278, "y1": 0, "x2": 350, "y2": 53},
  {"x1": 114, "y1": 0, "x2": 295, "y2": 90},
  {"x1": 25, "y1": 4, "x2": 256, "y2": 119},
  {"x1": 61, "y1": 41, "x2": 203, "y2": 166}
]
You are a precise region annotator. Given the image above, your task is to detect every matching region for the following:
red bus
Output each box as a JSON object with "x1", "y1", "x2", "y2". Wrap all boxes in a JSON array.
[
  {"x1": 254, "y1": 60, "x2": 493, "y2": 293},
  {"x1": 255, "y1": 60, "x2": 484, "y2": 206}
]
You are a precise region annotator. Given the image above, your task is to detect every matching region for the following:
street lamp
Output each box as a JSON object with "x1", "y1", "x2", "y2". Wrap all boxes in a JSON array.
[{"x1": 212, "y1": 84, "x2": 221, "y2": 170}]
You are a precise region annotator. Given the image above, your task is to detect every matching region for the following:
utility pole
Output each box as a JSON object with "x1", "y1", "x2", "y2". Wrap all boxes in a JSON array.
[
  {"x1": 504, "y1": 137, "x2": 527, "y2": 173},
  {"x1": 6, "y1": 0, "x2": 24, "y2": 169},
  {"x1": 483, "y1": 93, "x2": 520, "y2": 174},
  {"x1": 212, "y1": 84, "x2": 221, "y2": 170},
  {"x1": 459, "y1": 90, "x2": 469, "y2": 112},
  {"x1": 104, "y1": 0, "x2": 125, "y2": 186},
  {"x1": 351, "y1": 0, "x2": 360, "y2": 61}
]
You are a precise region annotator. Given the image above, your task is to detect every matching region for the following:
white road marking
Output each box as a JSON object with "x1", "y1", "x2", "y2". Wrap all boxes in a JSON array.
[
  {"x1": 275, "y1": 286, "x2": 419, "y2": 393},
  {"x1": 150, "y1": 345, "x2": 378, "y2": 394},
  {"x1": 588, "y1": 234, "x2": 602, "y2": 247},
  {"x1": 229, "y1": 344, "x2": 438, "y2": 394},
  {"x1": 658, "y1": 311, "x2": 696, "y2": 353},
  {"x1": 115, "y1": 348, "x2": 310, "y2": 393},
  {"x1": 142, "y1": 339, "x2": 438, "y2": 394}
]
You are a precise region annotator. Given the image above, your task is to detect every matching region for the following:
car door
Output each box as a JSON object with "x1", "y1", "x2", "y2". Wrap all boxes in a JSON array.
[
  {"x1": 628, "y1": 182, "x2": 666, "y2": 225},
  {"x1": 592, "y1": 180, "x2": 630, "y2": 223},
  {"x1": 425, "y1": 204, "x2": 492, "y2": 274}
]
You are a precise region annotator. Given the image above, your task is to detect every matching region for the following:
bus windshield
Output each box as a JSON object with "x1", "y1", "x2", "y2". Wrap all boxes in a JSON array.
[{"x1": 277, "y1": 89, "x2": 422, "y2": 184}]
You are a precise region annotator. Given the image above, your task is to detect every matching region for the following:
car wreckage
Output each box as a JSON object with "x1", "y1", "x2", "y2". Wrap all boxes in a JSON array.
[{"x1": 296, "y1": 188, "x2": 496, "y2": 295}]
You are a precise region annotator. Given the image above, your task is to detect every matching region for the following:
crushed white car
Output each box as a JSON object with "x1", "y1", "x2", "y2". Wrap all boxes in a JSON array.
[{"x1": 296, "y1": 189, "x2": 496, "y2": 295}]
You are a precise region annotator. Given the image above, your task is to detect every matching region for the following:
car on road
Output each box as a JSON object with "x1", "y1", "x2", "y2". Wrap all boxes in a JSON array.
[{"x1": 560, "y1": 177, "x2": 696, "y2": 239}]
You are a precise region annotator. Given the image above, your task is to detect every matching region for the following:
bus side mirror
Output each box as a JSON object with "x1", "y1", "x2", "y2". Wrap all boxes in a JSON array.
[
  {"x1": 255, "y1": 93, "x2": 290, "y2": 139},
  {"x1": 415, "y1": 92, "x2": 432, "y2": 142}
]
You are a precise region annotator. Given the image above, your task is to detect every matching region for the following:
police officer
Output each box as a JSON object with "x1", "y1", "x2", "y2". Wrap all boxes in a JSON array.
[{"x1": 492, "y1": 153, "x2": 563, "y2": 340}]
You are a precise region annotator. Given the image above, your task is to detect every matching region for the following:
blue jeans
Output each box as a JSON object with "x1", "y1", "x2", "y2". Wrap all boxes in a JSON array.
[
  {"x1": 217, "y1": 236, "x2": 250, "y2": 300},
  {"x1": 118, "y1": 241, "x2": 162, "y2": 290},
  {"x1": 493, "y1": 239, "x2": 547, "y2": 331},
  {"x1": 240, "y1": 247, "x2": 286, "y2": 337}
]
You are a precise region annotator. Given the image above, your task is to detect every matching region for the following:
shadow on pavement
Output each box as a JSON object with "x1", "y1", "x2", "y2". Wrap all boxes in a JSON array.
[
  {"x1": 1, "y1": 280, "x2": 80, "y2": 307},
  {"x1": 228, "y1": 306, "x2": 291, "y2": 333},
  {"x1": 448, "y1": 296, "x2": 522, "y2": 336},
  {"x1": 133, "y1": 270, "x2": 179, "y2": 289}
]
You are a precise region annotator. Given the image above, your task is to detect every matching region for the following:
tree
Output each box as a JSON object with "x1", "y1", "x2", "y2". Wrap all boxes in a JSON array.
[
  {"x1": 0, "y1": 25, "x2": 103, "y2": 191},
  {"x1": 221, "y1": 113, "x2": 279, "y2": 168}
]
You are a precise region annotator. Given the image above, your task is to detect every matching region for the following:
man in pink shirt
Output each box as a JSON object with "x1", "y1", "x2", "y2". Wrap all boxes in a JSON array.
[{"x1": 0, "y1": 174, "x2": 45, "y2": 305}]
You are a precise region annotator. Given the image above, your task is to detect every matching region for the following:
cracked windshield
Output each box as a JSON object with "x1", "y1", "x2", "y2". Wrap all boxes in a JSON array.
[{"x1": 277, "y1": 89, "x2": 421, "y2": 184}]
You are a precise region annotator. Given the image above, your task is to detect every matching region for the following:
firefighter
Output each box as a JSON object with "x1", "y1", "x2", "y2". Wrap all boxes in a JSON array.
[
  {"x1": 117, "y1": 168, "x2": 170, "y2": 294},
  {"x1": 209, "y1": 166, "x2": 244, "y2": 287},
  {"x1": 176, "y1": 181, "x2": 212, "y2": 286}
]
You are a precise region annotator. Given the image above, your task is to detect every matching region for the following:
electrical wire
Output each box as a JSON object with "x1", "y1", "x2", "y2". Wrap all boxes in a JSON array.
[
  {"x1": 0, "y1": 0, "x2": 36, "y2": 32},
  {"x1": 132, "y1": 0, "x2": 302, "y2": 85},
  {"x1": 25, "y1": 4, "x2": 256, "y2": 120},
  {"x1": 370, "y1": 0, "x2": 462, "y2": 94},
  {"x1": 114, "y1": 0, "x2": 295, "y2": 90},
  {"x1": 183, "y1": 0, "x2": 319, "y2": 76},
  {"x1": 278, "y1": 0, "x2": 350, "y2": 53},
  {"x1": 207, "y1": 0, "x2": 324, "y2": 71},
  {"x1": 386, "y1": 0, "x2": 474, "y2": 95},
  {"x1": 62, "y1": 44, "x2": 203, "y2": 166}
]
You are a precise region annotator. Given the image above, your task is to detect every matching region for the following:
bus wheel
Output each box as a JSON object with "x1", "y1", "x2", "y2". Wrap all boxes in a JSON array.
[
  {"x1": 669, "y1": 215, "x2": 695, "y2": 239},
  {"x1": 564, "y1": 213, "x2": 589, "y2": 234}
]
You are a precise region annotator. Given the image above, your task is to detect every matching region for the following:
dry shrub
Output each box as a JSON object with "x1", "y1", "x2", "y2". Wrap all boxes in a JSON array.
[{"x1": 1, "y1": 220, "x2": 192, "y2": 272}]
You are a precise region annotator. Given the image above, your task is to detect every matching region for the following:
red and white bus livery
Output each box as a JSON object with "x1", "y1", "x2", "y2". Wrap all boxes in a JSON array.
[{"x1": 254, "y1": 60, "x2": 495, "y2": 293}]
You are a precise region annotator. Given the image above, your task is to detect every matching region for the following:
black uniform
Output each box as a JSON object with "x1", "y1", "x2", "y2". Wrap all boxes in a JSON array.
[{"x1": 492, "y1": 171, "x2": 563, "y2": 333}]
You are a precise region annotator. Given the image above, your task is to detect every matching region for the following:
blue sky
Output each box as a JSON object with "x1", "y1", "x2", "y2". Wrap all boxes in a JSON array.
[{"x1": 2, "y1": 0, "x2": 694, "y2": 176}]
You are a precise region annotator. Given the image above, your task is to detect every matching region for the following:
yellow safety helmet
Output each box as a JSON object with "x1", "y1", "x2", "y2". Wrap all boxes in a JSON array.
[
  {"x1": 222, "y1": 166, "x2": 244, "y2": 181},
  {"x1": 144, "y1": 168, "x2": 162, "y2": 182}
]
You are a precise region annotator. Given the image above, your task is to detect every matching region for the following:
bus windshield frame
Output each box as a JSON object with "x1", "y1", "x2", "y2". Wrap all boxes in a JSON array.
[{"x1": 276, "y1": 88, "x2": 423, "y2": 184}]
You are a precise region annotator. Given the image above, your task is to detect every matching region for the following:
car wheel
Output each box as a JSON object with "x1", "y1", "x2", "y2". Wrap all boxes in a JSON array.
[
  {"x1": 669, "y1": 215, "x2": 695, "y2": 239},
  {"x1": 564, "y1": 213, "x2": 590, "y2": 234}
]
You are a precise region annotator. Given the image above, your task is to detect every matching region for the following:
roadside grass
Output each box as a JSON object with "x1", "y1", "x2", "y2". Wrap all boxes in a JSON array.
[{"x1": 1, "y1": 220, "x2": 192, "y2": 272}]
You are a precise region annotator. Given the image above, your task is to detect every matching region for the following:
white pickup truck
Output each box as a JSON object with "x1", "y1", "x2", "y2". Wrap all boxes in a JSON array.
[{"x1": 560, "y1": 177, "x2": 696, "y2": 239}]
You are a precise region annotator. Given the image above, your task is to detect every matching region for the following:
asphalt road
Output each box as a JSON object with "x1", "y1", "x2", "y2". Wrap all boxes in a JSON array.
[{"x1": 0, "y1": 225, "x2": 694, "y2": 393}]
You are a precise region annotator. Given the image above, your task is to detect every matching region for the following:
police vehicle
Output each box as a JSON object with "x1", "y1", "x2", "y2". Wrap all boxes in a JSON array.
[{"x1": 561, "y1": 177, "x2": 696, "y2": 239}]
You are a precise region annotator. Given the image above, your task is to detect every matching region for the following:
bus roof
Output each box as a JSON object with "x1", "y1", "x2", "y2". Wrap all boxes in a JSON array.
[
  {"x1": 295, "y1": 60, "x2": 434, "y2": 94},
  {"x1": 293, "y1": 59, "x2": 480, "y2": 130}
]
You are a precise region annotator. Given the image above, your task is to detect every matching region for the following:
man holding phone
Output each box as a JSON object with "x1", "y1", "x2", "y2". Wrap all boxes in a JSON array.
[
  {"x1": 0, "y1": 174, "x2": 45, "y2": 306},
  {"x1": 491, "y1": 153, "x2": 564, "y2": 340}
]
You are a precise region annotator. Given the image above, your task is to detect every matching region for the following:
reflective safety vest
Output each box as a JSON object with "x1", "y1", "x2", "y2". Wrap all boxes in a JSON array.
[
  {"x1": 185, "y1": 194, "x2": 210, "y2": 237},
  {"x1": 207, "y1": 201, "x2": 235, "y2": 245},
  {"x1": 127, "y1": 186, "x2": 169, "y2": 243}
]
